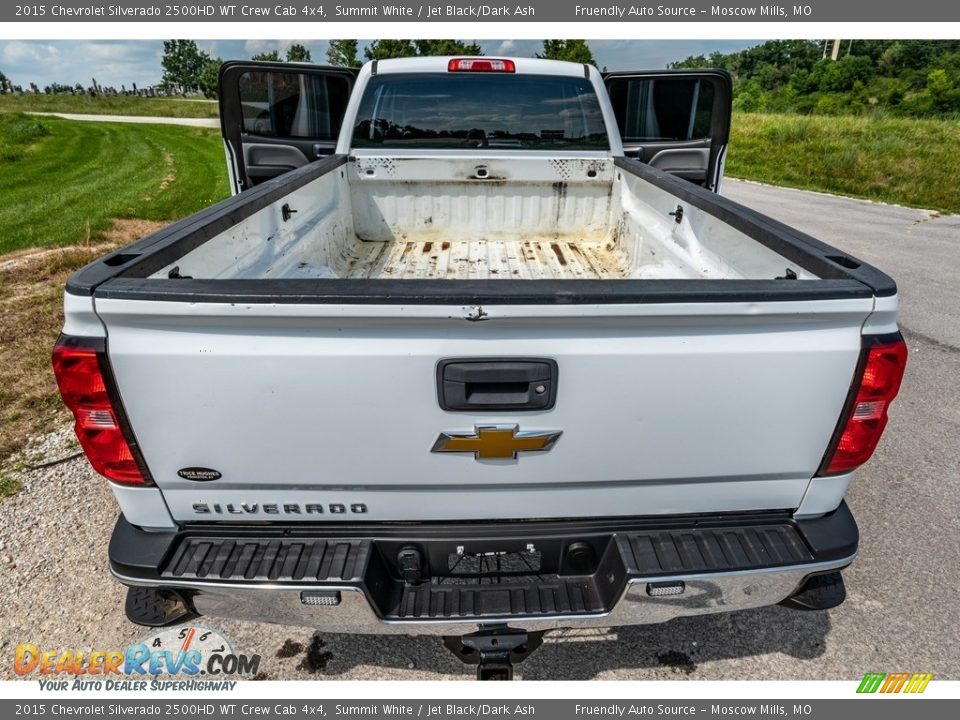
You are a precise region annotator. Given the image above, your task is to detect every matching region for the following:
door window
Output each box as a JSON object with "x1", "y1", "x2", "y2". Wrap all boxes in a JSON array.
[
  {"x1": 607, "y1": 77, "x2": 716, "y2": 142},
  {"x1": 238, "y1": 71, "x2": 351, "y2": 140}
]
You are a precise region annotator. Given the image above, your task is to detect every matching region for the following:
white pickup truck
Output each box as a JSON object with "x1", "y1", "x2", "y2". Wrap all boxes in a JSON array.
[{"x1": 54, "y1": 57, "x2": 906, "y2": 678}]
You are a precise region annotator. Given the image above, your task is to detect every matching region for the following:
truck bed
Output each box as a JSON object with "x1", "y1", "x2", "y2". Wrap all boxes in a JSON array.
[{"x1": 147, "y1": 156, "x2": 825, "y2": 284}]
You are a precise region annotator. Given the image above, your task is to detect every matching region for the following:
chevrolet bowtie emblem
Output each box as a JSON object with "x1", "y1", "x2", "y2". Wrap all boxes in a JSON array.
[{"x1": 431, "y1": 425, "x2": 562, "y2": 460}]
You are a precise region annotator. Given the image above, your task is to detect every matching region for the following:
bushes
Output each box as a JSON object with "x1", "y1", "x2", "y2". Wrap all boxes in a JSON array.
[
  {"x1": 816, "y1": 56, "x2": 875, "y2": 92},
  {"x1": 671, "y1": 39, "x2": 960, "y2": 120}
]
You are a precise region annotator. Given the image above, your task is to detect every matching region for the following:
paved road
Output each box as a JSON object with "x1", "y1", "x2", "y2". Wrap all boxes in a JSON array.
[
  {"x1": 726, "y1": 179, "x2": 960, "y2": 348},
  {"x1": 1, "y1": 180, "x2": 958, "y2": 681},
  {"x1": 25, "y1": 111, "x2": 219, "y2": 128}
]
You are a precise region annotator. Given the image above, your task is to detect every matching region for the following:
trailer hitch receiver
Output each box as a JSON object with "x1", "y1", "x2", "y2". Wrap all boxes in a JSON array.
[{"x1": 443, "y1": 626, "x2": 545, "y2": 680}]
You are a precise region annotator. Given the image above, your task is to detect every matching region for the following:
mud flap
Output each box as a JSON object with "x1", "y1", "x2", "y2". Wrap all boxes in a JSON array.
[
  {"x1": 125, "y1": 586, "x2": 198, "y2": 627},
  {"x1": 779, "y1": 571, "x2": 847, "y2": 611}
]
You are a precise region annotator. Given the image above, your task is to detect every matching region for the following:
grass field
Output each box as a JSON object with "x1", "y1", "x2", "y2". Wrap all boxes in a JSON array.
[
  {"x1": 0, "y1": 113, "x2": 229, "y2": 254},
  {"x1": 0, "y1": 113, "x2": 229, "y2": 476},
  {"x1": 728, "y1": 112, "x2": 960, "y2": 214},
  {"x1": 0, "y1": 93, "x2": 219, "y2": 118}
]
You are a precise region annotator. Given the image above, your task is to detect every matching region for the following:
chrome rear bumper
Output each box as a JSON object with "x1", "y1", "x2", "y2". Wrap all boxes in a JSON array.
[
  {"x1": 113, "y1": 556, "x2": 852, "y2": 635},
  {"x1": 110, "y1": 503, "x2": 858, "y2": 634}
]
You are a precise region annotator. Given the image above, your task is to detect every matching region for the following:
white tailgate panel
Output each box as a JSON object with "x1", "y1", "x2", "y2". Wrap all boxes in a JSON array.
[{"x1": 96, "y1": 299, "x2": 870, "y2": 522}]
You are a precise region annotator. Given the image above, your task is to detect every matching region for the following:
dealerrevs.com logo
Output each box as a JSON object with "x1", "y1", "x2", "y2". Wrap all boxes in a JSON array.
[{"x1": 14, "y1": 627, "x2": 261, "y2": 691}]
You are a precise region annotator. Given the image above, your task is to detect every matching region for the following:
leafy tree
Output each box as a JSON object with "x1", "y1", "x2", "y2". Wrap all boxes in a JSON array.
[
  {"x1": 671, "y1": 54, "x2": 709, "y2": 69},
  {"x1": 327, "y1": 40, "x2": 361, "y2": 68},
  {"x1": 939, "y1": 51, "x2": 960, "y2": 75},
  {"x1": 789, "y1": 69, "x2": 818, "y2": 95},
  {"x1": 251, "y1": 50, "x2": 281, "y2": 62},
  {"x1": 537, "y1": 40, "x2": 595, "y2": 66},
  {"x1": 161, "y1": 40, "x2": 211, "y2": 94},
  {"x1": 363, "y1": 40, "x2": 417, "y2": 60},
  {"x1": 848, "y1": 40, "x2": 898, "y2": 65},
  {"x1": 413, "y1": 40, "x2": 482, "y2": 56},
  {"x1": 736, "y1": 40, "x2": 821, "y2": 78},
  {"x1": 286, "y1": 44, "x2": 312, "y2": 62},
  {"x1": 818, "y1": 55, "x2": 874, "y2": 92},
  {"x1": 926, "y1": 69, "x2": 955, "y2": 110},
  {"x1": 0, "y1": 71, "x2": 11, "y2": 94},
  {"x1": 879, "y1": 41, "x2": 941, "y2": 73},
  {"x1": 239, "y1": 46, "x2": 315, "y2": 105},
  {"x1": 198, "y1": 57, "x2": 223, "y2": 99},
  {"x1": 363, "y1": 39, "x2": 481, "y2": 61},
  {"x1": 732, "y1": 79, "x2": 767, "y2": 112}
]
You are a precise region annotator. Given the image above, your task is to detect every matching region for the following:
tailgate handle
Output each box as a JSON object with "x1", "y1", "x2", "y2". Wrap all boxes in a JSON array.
[{"x1": 438, "y1": 359, "x2": 558, "y2": 411}]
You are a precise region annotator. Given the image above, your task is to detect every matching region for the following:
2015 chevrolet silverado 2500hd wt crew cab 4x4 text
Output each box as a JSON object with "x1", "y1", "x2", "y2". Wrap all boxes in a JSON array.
[{"x1": 54, "y1": 57, "x2": 906, "y2": 679}]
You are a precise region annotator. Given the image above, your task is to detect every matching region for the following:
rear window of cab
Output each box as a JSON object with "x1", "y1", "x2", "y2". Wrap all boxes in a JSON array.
[{"x1": 351, "y1": 73, "x2": 610, "y2": 151}]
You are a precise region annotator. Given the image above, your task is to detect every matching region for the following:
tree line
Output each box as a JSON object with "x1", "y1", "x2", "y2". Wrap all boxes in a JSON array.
[
  {"x1": 670, "y1": 40, "x2": 960, "y2": 116},
  {"x1": 0, "y1": 70, "x2": 168, "y2": 98},
  {"x1": 0, "y1": 39, "x2": 597, "y2": 99},
  {"x1": 165, "y1": 39, "x2": 597, "y2": 98}
]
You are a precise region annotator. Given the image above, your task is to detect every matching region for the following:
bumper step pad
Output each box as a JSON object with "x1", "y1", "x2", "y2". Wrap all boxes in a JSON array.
[
  {"x1": 163, "y1": 538, "x2": 369, "y2": 583},
  {"x1": 157, "y1": 520, "x2": 818, "y2": 622},
  {"x1": 619, "y1": 525, "x2": 813, "y2": 575},
  {"x1": 396, "y1": 578, "x2": 605, "y2": 619}
]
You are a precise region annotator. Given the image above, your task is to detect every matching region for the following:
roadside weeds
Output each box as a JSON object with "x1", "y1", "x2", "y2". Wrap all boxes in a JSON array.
[{"x1": 0, "y1": 219, "x2": 163, "y2": 493}]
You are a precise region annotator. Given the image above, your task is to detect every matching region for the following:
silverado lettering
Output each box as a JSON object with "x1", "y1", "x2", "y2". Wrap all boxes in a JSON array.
[{"x1": 191, "y1": 503, "x2": 367, "y2": 515}]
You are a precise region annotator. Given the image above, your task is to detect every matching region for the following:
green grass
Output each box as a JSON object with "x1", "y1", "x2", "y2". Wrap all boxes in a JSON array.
[
  {"x1": 0, "y1": 93, "x2": 219, "y2": 118},
  {"x1": 0, "y1": 470, "x2": 21, "y2": 498},
  {"x1": 728, "y1": 112, "x2": 960, "y2": 214},
  {"x1": 0, "y1": 113, "x2": 229, "y2": 254},
  {"x1": 0, "y1": 113, "x2": 50, "y2": 163}
]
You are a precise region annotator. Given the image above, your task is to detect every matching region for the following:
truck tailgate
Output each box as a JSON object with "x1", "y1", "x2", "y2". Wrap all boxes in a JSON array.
[{"x1": 95, "y1": 297, "x2": 872, "y2": 523}]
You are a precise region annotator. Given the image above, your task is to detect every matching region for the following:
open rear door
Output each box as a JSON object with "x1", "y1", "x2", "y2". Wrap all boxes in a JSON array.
[
  {"x1": 218, "y1": 61, "x2": 356, "y2": 194},
  {"x1": 603, "y1": 69, "x2": 732, "y2": 192}
]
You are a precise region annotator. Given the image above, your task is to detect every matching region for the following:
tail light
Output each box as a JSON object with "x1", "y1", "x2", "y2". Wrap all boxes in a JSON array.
[
  {"x1": 818, "y1": 333, "x2": 908, "y2": 476},
  {"x1": 448, "y1": 58, "x2": 515, "y2": 73},
  {"x1": 52, "y1": 336, "x2": 150, "y2": 485}
]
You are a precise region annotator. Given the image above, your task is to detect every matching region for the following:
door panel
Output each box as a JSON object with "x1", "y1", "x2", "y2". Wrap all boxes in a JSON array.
[
  {"x1": 647, "y1": 147, "x2": 711, "y2": 181},
  {"x1": 219, "y1": 61, "x2": 356, "y2": 193},
  {"x1": 242, "y1": 143, "x2": 311, "y2": 181},
  {"x1": 604, "y1": 69, "x2": 732, "y2": 192}
]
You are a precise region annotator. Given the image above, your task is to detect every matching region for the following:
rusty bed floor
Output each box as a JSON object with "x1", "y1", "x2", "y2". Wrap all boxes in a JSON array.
[{"x1": 333, "y1": 237, "x2": 632, "y2": 280}]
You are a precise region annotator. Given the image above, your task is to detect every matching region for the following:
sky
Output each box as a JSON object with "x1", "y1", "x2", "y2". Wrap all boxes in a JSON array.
[{"x1": 0, "y1": 39, "x2": 761, "y2": 90}]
